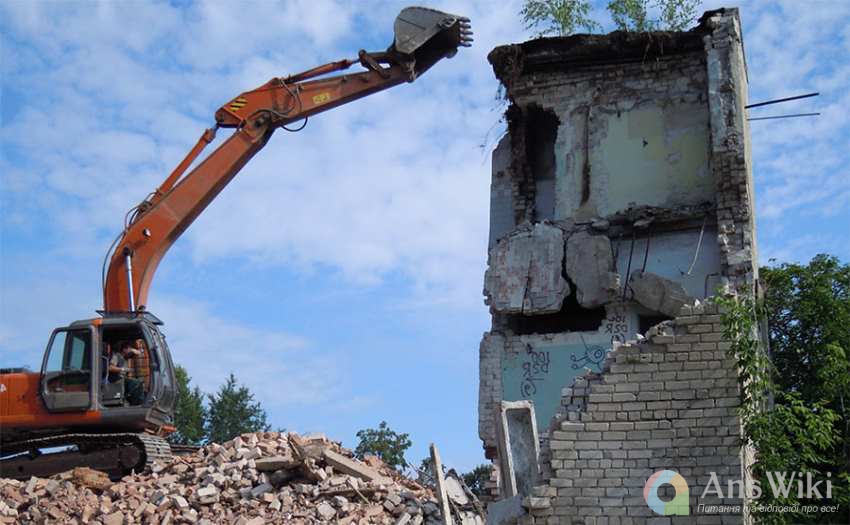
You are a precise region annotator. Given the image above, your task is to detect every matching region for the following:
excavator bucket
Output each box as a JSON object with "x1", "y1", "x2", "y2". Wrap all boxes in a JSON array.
[{"x1": 391, "y1": 6, "x2": 472, "y2": 76}]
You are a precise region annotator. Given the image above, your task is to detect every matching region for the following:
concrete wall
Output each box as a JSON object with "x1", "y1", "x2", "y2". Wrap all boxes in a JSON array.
[
  {"x1": 499, "y1": 304, "x2": 638, "y2": 432},
  {"x1": 480, "y1": 7, "x2": 757, "y2": 522},
  {"x1": 558, "y1": 101, "x2": 713, "y2": 220},
  {"x1": 612, "y1": 228, "x2": 722, "y2": 300}
]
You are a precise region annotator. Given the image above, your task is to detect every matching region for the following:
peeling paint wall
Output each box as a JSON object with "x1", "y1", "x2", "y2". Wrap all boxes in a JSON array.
[
  {"x1": 558, "y1": 100, "x2": 713, "y2": 220},
  {"x1": 479, "y1": 8, "x2": 757, "y2": 521}
]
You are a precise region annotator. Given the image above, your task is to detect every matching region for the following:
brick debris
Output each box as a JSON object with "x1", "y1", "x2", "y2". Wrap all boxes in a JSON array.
[{"x1": 0, "y1": 432, "x2": 482, "y2": 525}]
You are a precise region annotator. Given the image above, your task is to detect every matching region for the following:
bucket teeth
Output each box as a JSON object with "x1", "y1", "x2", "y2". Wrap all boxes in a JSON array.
[
  {"x1": 391, "y1": 7, "x2": 471, "y2": 75},
  {"x1": 393, "y1": 7, "x2": 472, "y2": 55}
]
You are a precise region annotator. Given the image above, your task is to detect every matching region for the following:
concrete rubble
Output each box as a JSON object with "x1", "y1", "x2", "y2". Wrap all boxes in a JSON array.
[
  {"x1": 0, "y1": 432, "x2": 484, "y2": 525},
  {"x1": 483, "y1": 222, "x2": 569, "y2": 315},
  {"x1": 628, "y1": 269, "x2": 692, "y2": 317},
  {"x1": 563, "y1": 230, "x2": 618, "y2": 309}
]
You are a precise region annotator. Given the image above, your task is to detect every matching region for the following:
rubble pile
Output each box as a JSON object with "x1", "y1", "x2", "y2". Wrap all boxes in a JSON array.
[{"x1": 1, "y1": 432, "x2": 479, "y2": 525}]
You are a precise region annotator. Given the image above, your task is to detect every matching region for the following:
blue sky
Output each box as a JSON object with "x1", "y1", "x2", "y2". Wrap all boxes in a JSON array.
[{"x1": 1, "y1": 1, "x2": 848, "y2": 472}]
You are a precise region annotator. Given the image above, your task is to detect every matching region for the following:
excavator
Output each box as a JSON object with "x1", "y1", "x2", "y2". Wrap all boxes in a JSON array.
[{"x1": 0, "y1": 7, "x2": 472, "y2": 480}]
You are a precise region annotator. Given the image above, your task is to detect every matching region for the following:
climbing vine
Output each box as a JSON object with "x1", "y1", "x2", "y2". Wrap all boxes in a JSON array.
[
  {"x1": 717, "y1": 294, "x2": 772, "y2": 424},
  {"x1": 718, "y1": 292, "x2": 846, "y2": 524}
]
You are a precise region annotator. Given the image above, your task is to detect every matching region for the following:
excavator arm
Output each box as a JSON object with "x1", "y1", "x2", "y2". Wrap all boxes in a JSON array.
[{"x1": 103, "y1": 7, "x2": 472, "y2": 312}]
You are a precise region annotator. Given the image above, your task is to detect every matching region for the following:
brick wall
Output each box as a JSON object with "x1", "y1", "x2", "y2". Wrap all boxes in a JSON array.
[
  {"x1": 523, "y1": 302, "x2": 746, "y2": 524},
  {"x1": 480, "y1": 8, "x2": 756, "y2": 523}
]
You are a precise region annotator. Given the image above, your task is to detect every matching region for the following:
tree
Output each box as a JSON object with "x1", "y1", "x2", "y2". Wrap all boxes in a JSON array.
[
  {"x1": 521, "y1": 0, "x2": 600, "y2": 36},
  {"x1": 607, "y1": 0, "x2": 699, "y2": 32},
  {"x1": 720, "y1": 255, "x2": 850, "y2": 524},
  {"x1": 520, "y1": 0, "x2": 698, "y2": 37},
  {"x1": 416, "y1": 457, "x2": 444, "y2": 487},
  {"x1": 461, "y1": 464, "x2": 494, "y2": 498},
  {"x1": 760, "y1": 255, "x2": 850, "y2": 523},
  {"x1": 169, "y1": 365, "x2": 207, "y2": 445},
  {"x1": 353, "y1": 421, "x2": 411, "y2": 472},
  {"x1": 205, "y1": 373, "x2": 270, "y2": 444}
]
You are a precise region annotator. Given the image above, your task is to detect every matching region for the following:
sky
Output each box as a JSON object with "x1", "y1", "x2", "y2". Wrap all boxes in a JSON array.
[{"x1": 1, "y1": 1, "x2": 848, "y2": 472}]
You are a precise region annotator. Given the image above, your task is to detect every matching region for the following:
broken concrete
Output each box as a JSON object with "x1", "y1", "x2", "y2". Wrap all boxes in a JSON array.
[
  {"x1": 322, "y1": 448, "x2": 391, "y2": 485},
  {"x1": 496, "y1": 401, "x2": 539, "y2": 499},
  {"x1": 444, "y1": 470, "x2": 485, "y2": 525},
  {"x1": 485, "y1": 495, "x2": 525, "y2": 525},
  {"x1": 564, "y1": 230, "x2": 618, "y2": 308},
  {"x1": 478, "y1": 7, "x2": 758, "y2": 521},
  {"x1": 0, "y1": 432, "x2": 476, "y2": 525},
  {"x1": 429, "y1": 443, "x2": 453, "y2": 525},
  {"x1": 484, "y1": 222, "x2": 568, "y2": 314},
  {"x1": 629, "y1": 270, "x2": 694, "y2": 317}
]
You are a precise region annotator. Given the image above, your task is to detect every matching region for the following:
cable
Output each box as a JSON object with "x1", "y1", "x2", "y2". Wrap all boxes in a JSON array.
[
  {"x1": 622, "y1": 230, "x2": 636, "y2": 300},
  {"x1": 684, "y1": 215, "x2": 707, "y2": 276},
  {"x1": 280, "y1": 79, "x2": 308, "y2": 132},
  {"x1": 101, "y1": 230, "x2": 123, "y2": 295},
  {"x1": 282, "y1": 117, "x2": 308, "y2": 132},
  {"x1": 641, "y1": 230, "x2": 652, "y2": 272}
]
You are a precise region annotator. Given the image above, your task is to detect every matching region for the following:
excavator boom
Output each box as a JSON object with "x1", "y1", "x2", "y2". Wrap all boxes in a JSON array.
[
  {"x1": 103, "y1": 7, "x2": 471, "y2": 313},
  {"x1": 1, "y1": 7, "x2": 471, "y2": 481}
]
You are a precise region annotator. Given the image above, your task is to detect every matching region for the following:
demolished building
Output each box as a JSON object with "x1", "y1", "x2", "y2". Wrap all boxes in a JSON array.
[{"x1": 479, "y1": 8, "x2": 755, "y2": 523}]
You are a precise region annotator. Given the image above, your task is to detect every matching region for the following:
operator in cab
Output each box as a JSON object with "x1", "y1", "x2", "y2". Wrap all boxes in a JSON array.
[{"x1": 108, "y1": 341, "x2": 145, "y2": 405}]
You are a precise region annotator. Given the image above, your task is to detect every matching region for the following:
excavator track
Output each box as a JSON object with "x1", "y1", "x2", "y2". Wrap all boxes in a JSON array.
[{"x1": 0, "y1": 433, "x2": 172, "y2": 480}]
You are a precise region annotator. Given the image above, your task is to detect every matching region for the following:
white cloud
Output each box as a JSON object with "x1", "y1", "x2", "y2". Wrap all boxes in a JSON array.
[
  {"x1": 741, "y1": 0, "x2": 850, "y2": 253},
  {"x1": 151, "y1": 295, "x2": 341, "y2": 408},
  {"x1": 0, "y1": 0, "x2": 527, "y2": 311}
]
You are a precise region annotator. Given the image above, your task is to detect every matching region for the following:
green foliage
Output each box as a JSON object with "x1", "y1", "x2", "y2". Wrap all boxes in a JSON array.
[
  {"x1": 205, "y1": 373, "x2": 270, "y2": 444},
  {"x1": 461, "y1": 464, "x2": 494, "y2": 498},
  {"x1": 608, "y1": 0, "x2": 699, "y2": 32},
  {"x1": 718, "y1": 255, "x2": 850, "y2": 523},
  {"x1": 354, "y1": 421, "x2": 411, "y2": 472},
  {"x1": 762, "y1": 255, "x2": 850, "y2": 402},
  {"x1": 169, "y1": 365, "x2": 207, "y2": 445},
  {"x1": 717, "y1": 293, "x2": 771, "y2": 423},
  {"x1": 416, "y1": 458, "x2": 492, "y2": 499},
  {"x1": 520, "y1": 0, "x2": 698, "y2": 37},
  {"x1": 416, "y1": 457, "x2": 443, "y2": 487},
  {"x1": 521, "y1": 0, "x2": 600, "y2": 36}
]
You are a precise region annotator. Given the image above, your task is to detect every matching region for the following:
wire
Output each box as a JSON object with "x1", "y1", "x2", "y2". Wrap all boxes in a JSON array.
[
  {"x1": 641, "y1": 230, "x2": 652, "y2": 272},
  {"x1": 684, "y1": 215, "x2": 707, "y2": 276},
  {"x1": 622, "y1": 230, "x2": 636, "y2": 300},
  {"x1": 745, "y1": 92, "x2": 818, "y2": 109},
  {"x1": 282, "y1": 117, "x2": 308, "y2": 132},
  {"x1": 243, "y1": 80, "x2": 309, "y2": 133},
  {"x1": 101, "y1": 228, "x2": 128, "y2": 296},
  {"x1": 748, "y1": 112, "x2": 820, "y2": 121},
  {"x1": 103, "y1": 190, "x2": 156, "y2": 297},
  {"x1": 280, "y1": 79, "x2": 308, "y2": 132}
]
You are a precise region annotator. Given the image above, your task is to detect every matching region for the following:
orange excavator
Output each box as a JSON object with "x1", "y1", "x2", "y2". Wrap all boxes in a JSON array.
[{"x1": 0, "y1": 7, "x2": 472, "y2": 480}]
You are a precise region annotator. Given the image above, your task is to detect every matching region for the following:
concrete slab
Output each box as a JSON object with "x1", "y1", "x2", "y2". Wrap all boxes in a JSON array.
[{"x1": 496, "y1": 401, "x2": 540, "y2": 498}]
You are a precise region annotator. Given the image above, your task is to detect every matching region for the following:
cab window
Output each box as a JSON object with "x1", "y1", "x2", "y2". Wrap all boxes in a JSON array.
[
  {"x1": 45, "y1": 330, "x2": 92, "y2": 374},
  {"x1": 42, "y1": 329, "x2": 93, "y2": 399}
]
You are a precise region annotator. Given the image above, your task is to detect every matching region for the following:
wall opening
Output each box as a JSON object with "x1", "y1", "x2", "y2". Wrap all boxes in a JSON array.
[
  {"x1": 525, "y1": 105, "x2": 559, "y2": 222},
  {"x1": 503, "y1": 293, "x2": 605, "y2": 335},
  {"x1": 638, "y1": 314, "x2": 672, "y2": 334}
]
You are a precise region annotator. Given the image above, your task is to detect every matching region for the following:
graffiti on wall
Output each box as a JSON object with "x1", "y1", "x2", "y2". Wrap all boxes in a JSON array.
[
  {"x1": 520, "y1": 344, "x2": 550, "y2": 396},
  {"x1": 502, "y1": 307, "x2": 637, "y2": 432}
]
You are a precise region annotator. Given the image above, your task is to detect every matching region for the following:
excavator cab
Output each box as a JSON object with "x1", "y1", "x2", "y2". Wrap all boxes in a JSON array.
[
  {"x1": 1, "y1": 313, "x2": 177, "y2": 479},
  {"x1": 39, "y1": 313, "x2": 177, "y2": 419}
]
